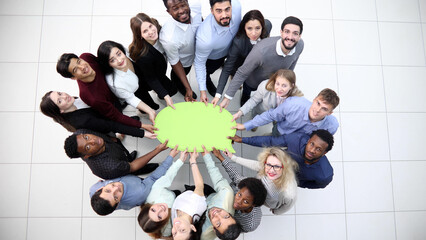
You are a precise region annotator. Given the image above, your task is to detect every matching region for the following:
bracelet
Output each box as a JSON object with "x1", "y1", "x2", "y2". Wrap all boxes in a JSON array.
[{"x1": 190, "y1": 162, "x2": 197, "y2": 166}]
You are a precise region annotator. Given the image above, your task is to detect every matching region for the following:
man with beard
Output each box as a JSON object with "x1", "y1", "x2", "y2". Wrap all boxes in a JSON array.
[
  {"x1": 219, "y1": 16, "x2": 304, "y2": 108},
  {"x1": 159, "y1": 0, "x2": 202, "y2": 102},
  {"x1": 229, "y1": 129, "x2": 335, "y2": 189},
  {"x1": 194, "y1": 0, "x2": 241, "y2": 104}
]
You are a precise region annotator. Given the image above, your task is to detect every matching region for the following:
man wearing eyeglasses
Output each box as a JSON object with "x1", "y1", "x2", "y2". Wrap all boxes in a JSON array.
[{"x1": 229, "y1": 129, "x2": 334, "y2": 189}]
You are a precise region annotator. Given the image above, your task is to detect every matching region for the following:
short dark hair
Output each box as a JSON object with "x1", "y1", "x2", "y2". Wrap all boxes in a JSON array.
[
  {"x1": 311, "y1": 129, "x2": 334, "y2": 152},
  {"x1": 209, "y1": 0, "x2": 231, "y2": 7},
  {"x1": 91, "y1": 188, "x2": 118, "y2": 216},
  {"x1": 281, "y1": 16, "x2": 303, "y2": 34},
  {"x1": 97, "y1": 40, "x2": 126, "y2": 75},
  {"x1": 64, "y1": 133, "x2": 81, "y2": 158},
  {"x1": 238, "y1": 178, "x2": 267, "y2": 207},
  {"x1": 57, "y1": 53, "x2": 79, "y2": 78},
  {"x1": 162, "y1": 0, "x2": 187, "y2": 9},
  {"x1": 214, "y1": 218, "x2": 242, "y2": 240},
  {"x1": 162, "y1": 0, "x2": 168, "y2": 8},
  {"x1": 317, "y1": 88, "x2": 340, "y2": 109}
]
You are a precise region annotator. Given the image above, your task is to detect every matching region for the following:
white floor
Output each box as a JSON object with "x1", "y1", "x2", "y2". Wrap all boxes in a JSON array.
[{"x1": 1, "y1": 0, "x2": 426, "y2": 239}]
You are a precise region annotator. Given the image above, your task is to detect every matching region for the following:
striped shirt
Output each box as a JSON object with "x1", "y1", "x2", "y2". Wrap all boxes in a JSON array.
[
  {"x1": 221, "y1": 159, "x2": 263, "y2": 232},
  {"x1": 229, "y1": 155, "x2": 297, "y2": 215}
]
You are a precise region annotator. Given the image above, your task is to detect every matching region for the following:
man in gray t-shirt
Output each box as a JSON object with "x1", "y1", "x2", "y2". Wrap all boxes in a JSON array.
[{"x1": 219, "y1": 16, "x2": 304, "y2": 108}]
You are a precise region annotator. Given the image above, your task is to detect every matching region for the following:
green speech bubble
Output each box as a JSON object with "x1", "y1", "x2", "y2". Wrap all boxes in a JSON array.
[{"x1": 154, "y1": 102, "x2": 236, "y2": 153}]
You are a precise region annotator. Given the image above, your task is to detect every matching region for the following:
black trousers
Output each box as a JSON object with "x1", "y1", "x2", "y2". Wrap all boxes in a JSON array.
[
  {"x1": 170, "y1": 66, "x2": 192, "y2": 95},
  {"x1": 206, "y1": 57, "x2": 226, "y2": 86}
]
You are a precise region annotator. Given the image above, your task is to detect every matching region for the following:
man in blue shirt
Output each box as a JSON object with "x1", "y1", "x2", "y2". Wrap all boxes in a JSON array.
[
  {"x1": 229, "y1": 129, "x2": 335, "y2": 189},
  {"x1": 194, "y1": 0, "x2": 241, "y2": 104},
  {"x1": 89, "y1": 148, "x2": 178, "y2": 215},
  {"x1": 233, "y1": 88, "x2": 340, "y2": 136}
]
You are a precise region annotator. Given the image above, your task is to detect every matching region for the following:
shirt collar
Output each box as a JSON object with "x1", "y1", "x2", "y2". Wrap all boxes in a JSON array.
[
  {"x1": 172, "y1": 16, "x2": 191, "y2": 31},
  {"x1": 275, "y1": 39, "x2": 296, "y2": 57},
  {"x1": 113, "y1": 68, "x2": 128, "y2": 76}
]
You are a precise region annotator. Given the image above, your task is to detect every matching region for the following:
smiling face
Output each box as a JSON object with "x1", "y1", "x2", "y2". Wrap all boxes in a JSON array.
[
  {"x1": 208, "y1": 207, "x2": 235, "y2": 234},
  {"x1": 76, "y1": 133, "x2": 106, "y2": 158},
  {"x1": 166, "y1": 0, "x2": 191, "y2": 24},
  {"x1": 141, "y1": 21, "x2": 158, "y2": 44},
  {"x1": 245, "y1": 19, "x2": 262, "y2": 41},
  {"x1": 49, "y1": 91, "x2": 75, "y2": 113},
  {"x1": 211, "y1": 1, "x2": 232, "y2": 27},
  {"x1": 308, "y1": 96, "x2": 334, "y2": 122},
  {"x1": 304, "y1": 134, "x2": 329, "y2": 162},
  {"x1": 108, "y1": 47, "x2": 127, "y2": 71},
  {"x1": 149, "y1": 203, "x2": 169, "y2": 222},
  {"x1": 233, "y1": 187, "x2": 254, "y2": 211},
  {"x1": 264, "y1": 155, "x2": 283, "y2": 181},
  {"x1": 274, "y1": 76, "x2": 293, "y2": 98},
  {"x1": 280, "y1": 23, "x2": 301, "y2": 52},
  {"x1": 171, "y1": 216, "x2": 196, "y2": 240},
  {"x1": 68, "y1": 57, "x2": 95, "y2": 82},
  {"x1": 99, "y1": 182, "x2": 124, "y2": 206}
]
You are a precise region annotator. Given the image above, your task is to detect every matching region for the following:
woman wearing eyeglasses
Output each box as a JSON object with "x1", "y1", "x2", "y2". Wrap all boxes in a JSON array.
[{"x1": 225, "y1": 147, "x2": 298, "y2": 215}]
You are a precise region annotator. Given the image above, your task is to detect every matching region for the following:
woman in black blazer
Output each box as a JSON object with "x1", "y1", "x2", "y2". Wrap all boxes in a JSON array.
[
  {"x1": 212, "y1": 10, "x2": 273, "y2": 106},
  {"x1": 129, "y1": 13, "x2": 178, "y2": 109},
  {"x1": 40, "y1": 90, "x2": 157, "y2": 139}
]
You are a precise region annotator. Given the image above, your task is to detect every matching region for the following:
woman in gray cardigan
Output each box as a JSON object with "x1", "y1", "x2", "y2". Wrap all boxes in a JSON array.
[{"x1": 231, "y1": 69, "x2": 303, "y2": 124}]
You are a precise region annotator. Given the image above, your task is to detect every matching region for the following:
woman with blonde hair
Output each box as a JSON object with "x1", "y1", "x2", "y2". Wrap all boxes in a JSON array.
[
  {"x1": 231, "y1": 69, "x2": 303, "y2": 123},
  {"x1": 225, "y1": 147, "x2": 298, "y2": 215}
]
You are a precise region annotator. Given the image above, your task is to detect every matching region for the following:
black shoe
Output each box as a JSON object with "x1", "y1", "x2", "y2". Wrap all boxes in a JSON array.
[
  {"x1": 129, "y1": 151, "x2": 137, "y2": 161},
  {"x1": 130, "y1": 116, "x2": 140, "y2": 121},
  {"x1": 240, "y1": 94, "x2": 250, "y2": 106},
  {"x1": 172, "y1": 189, "x2": 182, "y2": 197},
  {"x1": 206, "y1": 79, "x2": 217, "y2": 97},
  {"x1": 184, "y1": 184, "x2": 195, "y2": 191},
  {"x1": 132, "y1": 163, "x2": 159, "y2": 175}
]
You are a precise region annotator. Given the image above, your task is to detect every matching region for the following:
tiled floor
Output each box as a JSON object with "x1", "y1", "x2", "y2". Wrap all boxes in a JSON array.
[{"x1": 0, "y1": 0, "x2": 425, "y2": 239}]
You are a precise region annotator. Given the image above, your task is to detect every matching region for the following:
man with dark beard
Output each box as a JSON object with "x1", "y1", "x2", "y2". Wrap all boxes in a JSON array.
[
  {"x1": 219, "y1": 16, "x2": 304, "y2": 108},
  {"x1": 229, "y1": 129, "x2": 334, "y2": 189},
  {"x1": 194, "y1": 0, "x2": 241, "y2": 104},
  {"x1": 159, "y1": 0, "x2": 202, "y2": 102}
]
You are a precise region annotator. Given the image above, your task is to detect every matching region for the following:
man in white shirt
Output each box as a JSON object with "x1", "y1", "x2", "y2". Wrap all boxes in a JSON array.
[
  {"x1": 160, "y1": 0, "x2": 202, "y2": 102},
  {"x1": 194, "y1": 0, "x2": 241, "y2": 104}
]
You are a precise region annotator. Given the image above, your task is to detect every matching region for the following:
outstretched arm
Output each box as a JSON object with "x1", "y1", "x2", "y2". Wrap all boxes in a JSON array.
[
  {"x1": 189, "y1": 150, "x2": 204, "y2": 196},
  {"x1": 201, "y1": 146, "x2": 229, "y2": 192},
  {"x1": 242, "y1": 135, "x2": 288, "y2": 148},
  {"x1": 129, "y1": 140, "x2": 168, "y2": 172},
  {"x1": 228, "y1": 154, "x2": 261, "y2": 172},
  {"x1": 212, "y1": 148, "x2": 245, "y2": 185}
]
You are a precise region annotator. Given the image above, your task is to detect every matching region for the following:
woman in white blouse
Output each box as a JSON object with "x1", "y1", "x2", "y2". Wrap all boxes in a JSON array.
[{"x1": 97, "y1": 40, "x2": 159, "y2": 125}]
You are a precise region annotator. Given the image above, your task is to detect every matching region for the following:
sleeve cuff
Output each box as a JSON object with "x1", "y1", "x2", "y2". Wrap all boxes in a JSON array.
[{"x1": 224, "y1": 94, "x2": 233, "y2": 100}]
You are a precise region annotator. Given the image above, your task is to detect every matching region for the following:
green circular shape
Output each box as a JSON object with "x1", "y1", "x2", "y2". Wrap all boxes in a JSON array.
[{"x1": 154, "y1": 102, "x2": 237, "y2": 153}]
